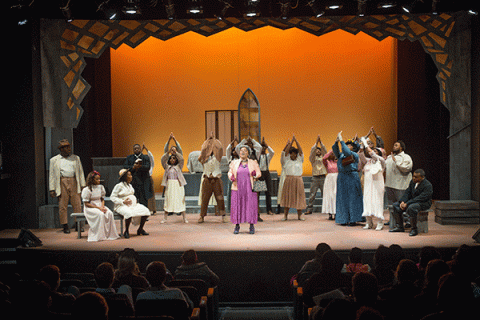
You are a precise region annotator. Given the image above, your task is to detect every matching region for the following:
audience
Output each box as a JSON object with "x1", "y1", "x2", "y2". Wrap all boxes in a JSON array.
[
  {"x1": 175, "y1": 249, "x2": 220, "y2": 287},
  {"x1": 342, "y1": 247, "x2": 371, "y2": 274},
  {"x1": 136, "y1": 261, "x2": 193, "y2": 314},
  {"x1": 1, "y1": 243, "x2": 478, "y2": 320},
  {"x1": 295, "y1": 242, "x2": 332, "y2": 286}
]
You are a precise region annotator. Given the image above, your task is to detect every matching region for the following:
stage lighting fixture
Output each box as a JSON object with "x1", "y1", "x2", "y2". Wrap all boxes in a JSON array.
[
  {"x1": 325, "y1": 1, "x2": 343, "y2": 10},
  {"x1": 279, "y1": 1, "x2": 291, "y2": 19},
  {"x1": 401, "y1": 0, "x2": 419, "y2": 13},
  {"x1": 244, "y1": 1, "x2": 260, "y2": 17},
  {"x1": 307, "y1": 0, "x2": 325, "y2": 17},
  {"x1": 468, "y1": 9, "x2": 478, "y2": 15},
  {"x1": 431, "y1": 0, "x2": 439, "y2": 15},
  {"x1": 60, "y1": 0, "x2": 73, "y2": 22},
  {"x1": 11, "y1": 0, "x2": 33, "y2": 26},
  {"x1": 377, "y1": 1, "x2": 397, "y2": 9},
  {"x1": 217, "y1": 0, "x2": 233, "y2": 20},
  {"x1": 123, "y1": 0, "x2": 141, "y2": 15},
  {"x1": 97, "y1": 0, "x2": 118, "y2": 19},
  {"x1": 165, "y1": 0, "x2": 175, "y2": 19},
  {"x1": 357, "y1": 0, "x2": 367, "y2": 16},
  {"x1": 187, "y1": 0, "x2": 203, "y2": 15}
]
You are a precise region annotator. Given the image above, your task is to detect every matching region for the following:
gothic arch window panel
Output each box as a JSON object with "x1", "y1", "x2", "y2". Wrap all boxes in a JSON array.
[{"x1": 238, "y1": 89, "x2": 260, "y2": 143}]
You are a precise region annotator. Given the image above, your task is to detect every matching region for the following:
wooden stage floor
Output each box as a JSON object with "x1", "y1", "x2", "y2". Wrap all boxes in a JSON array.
[{"x1": 2, "y1": 210, "x2": 479, "y2": 253}]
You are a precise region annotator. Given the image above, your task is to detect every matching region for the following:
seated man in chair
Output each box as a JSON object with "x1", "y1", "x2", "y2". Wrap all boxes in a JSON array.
[{"x1": 390, "y1": 169, "x2": 433, "y2": 236}]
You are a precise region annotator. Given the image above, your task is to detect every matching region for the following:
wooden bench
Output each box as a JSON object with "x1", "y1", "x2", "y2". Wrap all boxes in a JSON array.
[
  {"x1": 71, "y1": 212, "x2": 124, "y2": 239},
  {"x1": 417, "y1": 210, "x2": 432, "y2": 233}
]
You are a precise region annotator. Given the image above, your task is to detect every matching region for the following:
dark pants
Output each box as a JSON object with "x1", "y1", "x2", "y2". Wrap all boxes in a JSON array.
[
  {"x1": 392, "y1": 201, "x2": 430, "y2": 229},
  {"x1": 258, "y1": 170, "x2": 273, "y2": 213}
]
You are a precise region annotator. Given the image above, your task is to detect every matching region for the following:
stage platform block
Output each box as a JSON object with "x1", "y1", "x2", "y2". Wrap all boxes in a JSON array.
[{"x1": 434, "y1": 200, "x2": 480, "y2": 225}]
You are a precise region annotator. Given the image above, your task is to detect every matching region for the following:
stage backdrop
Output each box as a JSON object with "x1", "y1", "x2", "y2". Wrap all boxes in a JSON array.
[{"x1": 111, "y1": 27, "x2": 397, "y2": 192}]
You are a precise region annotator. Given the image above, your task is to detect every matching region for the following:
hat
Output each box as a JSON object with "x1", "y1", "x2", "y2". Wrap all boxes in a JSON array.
[
  {"x1": 58, "y1": 139, "x2": 71, "y2": 149},
  {"x1": 119, "y1": 169, "x2": 129, "y2": 179}
]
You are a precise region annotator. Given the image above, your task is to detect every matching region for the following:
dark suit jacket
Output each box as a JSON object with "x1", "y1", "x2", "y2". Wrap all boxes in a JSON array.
[
  {"x1": 124, "y1": 154, "x2": 153, "y2": 200},
  {"x1": 399, "y1": 178, "x2": 433, "y2": 209}
]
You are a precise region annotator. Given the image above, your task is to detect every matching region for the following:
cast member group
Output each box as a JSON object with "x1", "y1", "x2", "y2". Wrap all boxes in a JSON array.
[{"x1": 48, "y1": 127, "x2": 432, "y2": 241}]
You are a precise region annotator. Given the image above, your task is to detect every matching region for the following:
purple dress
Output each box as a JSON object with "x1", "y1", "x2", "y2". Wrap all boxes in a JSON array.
[{"x1": 230, "y1": 163, "x2": 258, "y2": 224}]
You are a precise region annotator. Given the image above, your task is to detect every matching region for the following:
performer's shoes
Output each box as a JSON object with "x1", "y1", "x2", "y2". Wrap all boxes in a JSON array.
[
  {"x1": 305, "y1": 211, "x2": 312, "y2": 215},
  {"x1": 348, "y1": 222, "x2": 357, "y2": 227},
  {"x1": 405, "y1": 222, "x2": 412, "y2": 228},
  {"x1": 389, "y1": 227, "x2": 405, "y2": 232},
  {"x1": 137, "y1": 229, "x2": 149, "y2": 236},
  {"x1": 376, "y1": 223, "x2": 384, "y2": 231},
  {"x1": 63, "y1": 224, "x2": 70, "y2": 234},
  {"x1": 328, "y1": 214, "x2": 334, "y2": 220},
  {"x1": 233, "y1": 225, "x2": 240, "y2": 234},
  {"x1": 123, "y1": 230, "x2": 130, "y2": 239},
  {"x1": 298, "y1": 215, "x2": 305, "y2": 221},
  {"x1": 249, "y1": 225, "x2": 255, "y2": 234},
  {"x1": 258, "y1": 217, "x2": 263, "y2": 222},
  {"x1": 222, "y1": 215, "x2": 228, "y2": 223},
  {"x1": 198, "y1": 217, "x2": 204, "y2": 223},
  {"x1": 363, "y1": 224, "x2": 373, "y2": 229},
  {"x1": 267, "y1": 211, "x2": 274, "y2": 215},
  {"x1": 409, "y1": 228, "x2": 418, "y2": 236},
  {"x1": 281, "y1": 216, "x2": 288, "y2": 221}
]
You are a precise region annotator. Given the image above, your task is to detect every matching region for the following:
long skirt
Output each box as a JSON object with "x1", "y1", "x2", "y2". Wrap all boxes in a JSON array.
[
  {"x1": 321, "y1": 173, "x2": 338, "y2": 214},
  {"x1": 84, "y1": 203, "x2": 119, "y2": 242},
  {"x1": 362, "y1": 171, "x2": 385, "y2": 219},
  {"x1": 276, "y1": 170, "x2": 286, "y2": 204},
  {"x1": 164, "y1": 179, "x2": 186, "y2": 213},
  {"x1": 230, "y1": 165, "x2": 258, "y2": 224},
  {"x1": 335, "y1": 171, "x2": 363, "y2": 224},
  {"x1": 116, "y1": 195, "x2": 151, "y2": 226},
  {"x1": 280, "y1": 176, "x2": 307, "y2": 210}
]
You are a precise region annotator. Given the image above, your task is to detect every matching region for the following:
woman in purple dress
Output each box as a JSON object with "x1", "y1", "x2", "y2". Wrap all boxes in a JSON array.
[{"x1": 228, "y1": 145, "x2": 262, "y2": 234}]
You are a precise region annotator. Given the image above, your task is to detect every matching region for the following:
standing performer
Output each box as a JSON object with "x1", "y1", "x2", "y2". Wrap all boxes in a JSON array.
[
  {"x1": 161, "y1": 136, "x2": 188, "y2": 224},
  {"x1": 257, "y1": 137, "x2": 275, "y2": 216},
  {"x1": 280, "y1": 135, "x2": 307, "y2": 221},
  {"x1": 228, "y1": 145, "x2": 261, "y2": 234},
  {"x1": 49, "y1": 139, "x2": 86, "y2": 234},
  {"x1": 197, "y1": 133, "x2": 227, "y2": 223},
  {"x1": 226, "y1": 137, "x2": 240, "y2": 214},
  {"x1": 143, "y1": 144, "x2": 156, "y2": 214},
  {"x1": 359, "y1": 137, "x2": 386, "y2": 231},
  {"x1": 332, "y1": 131, "x2": 363, "y2": 226},
  {"x1": 110, "y1": 169, "x2": 151, "y2": 238},
  {"x1": 321, "y1": 149, "x2": 338, "y2": 220},
  {"x1": 81, "y1": 171, "x2": 119, "y2": 242},
  {"x1": 124, "y1": 144, "x2": 152, "y2": 208},
  {"x1": 276, "y1": 140, "x2": 291, "y2": 215},
  {"x1": 306, "y1": 135, "x2": 328, "y2": 215}
]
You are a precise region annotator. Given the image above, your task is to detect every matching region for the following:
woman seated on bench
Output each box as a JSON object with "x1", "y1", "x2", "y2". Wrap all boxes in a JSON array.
[{"x1": 81, "y1": 171, "x2": 120, "y2": 242}]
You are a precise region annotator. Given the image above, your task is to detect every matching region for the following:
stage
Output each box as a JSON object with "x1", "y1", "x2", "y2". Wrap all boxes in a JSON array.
[{"x1": 1, "y1": 210, "x2": 479, "y2": 303}]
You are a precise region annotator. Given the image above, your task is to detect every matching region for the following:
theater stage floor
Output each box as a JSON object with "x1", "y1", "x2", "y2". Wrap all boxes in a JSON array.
[{"x1": 1, "y1": 210, "x2": 479, "y2": 252}]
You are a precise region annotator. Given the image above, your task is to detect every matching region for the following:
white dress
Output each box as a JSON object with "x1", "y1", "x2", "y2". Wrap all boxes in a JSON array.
[
  {"x1": 81, "y1": 185, "x2": 119, "y2": 242},
  {"x1": 362, "y1": 152, "x2": 386, "y2": 219},
  {"x1": 110, "y1": 182, "x2": 151, "y2": 225}
]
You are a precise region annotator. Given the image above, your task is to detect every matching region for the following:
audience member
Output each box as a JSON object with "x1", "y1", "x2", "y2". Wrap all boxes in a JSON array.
[
  {"x1": 356, "y1": 306, "x2": 384, "y2": 320},
  {"x1": 112, "y1": 251, "x2": 149, "y2": 290},
  {"x1": 342, "y1": 247, "x2": 371, "y2": 274},
  {"x1": 304, "y1": 250, "x2": 352, "y2": 307},
  {"x1": 137, "y1": 261, "x2": 193, "y2": 311},
  {"x1": 297, "y1": 243, "x2": 332, "y2": 277},
  {"x1": 37, "y1": 264, "x2": 76, "y2": 314},
  {"x1": 370, "y1": 245, "x2": 395, "y2": 290},
  {"x1": 318, "y1": 298, "x2": 356, "y2": 320},
  {"x1": 71, "y1": 291, "x2": 109, "y2": 320},
  {"x1": 174, "y1": 249, "x2": 220, "y2": 287},
  {"x1": 94, "y1": 261, "x2": 134, "y2": 307},
  {"x1": 413, "y1": 259, "x2": 449, "y2": 319},
  {"x1": 350, "y1": 272, "x2": 382, "y2": 312},
  {"x1": 416, "y1": 246, "x2": 441, "y2": 286}
]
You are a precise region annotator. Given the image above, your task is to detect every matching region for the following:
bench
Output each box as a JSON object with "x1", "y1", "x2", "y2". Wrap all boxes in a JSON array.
[
  {"x1": 417, "y1": 209, "x2": 432, "y2": 233},
  {"x1": 71, "y1": 212, "x2": 124, "y2": 239}
]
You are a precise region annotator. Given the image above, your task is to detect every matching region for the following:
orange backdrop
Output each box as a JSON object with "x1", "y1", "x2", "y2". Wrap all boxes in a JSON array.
[{"x1": 111, "y1": 27, "x2": 397, "y2": 192}]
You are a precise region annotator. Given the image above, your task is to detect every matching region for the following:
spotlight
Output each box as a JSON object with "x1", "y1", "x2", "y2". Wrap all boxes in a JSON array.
[
  {"x1": 60, "y1": 0, "x2": 74, "y2": 22},
  {"x1": 468, "y1": 9, "x2": 478, "y2": 15},
  {"x1": 357, "y1": 0, "x2": 367, "y2": 16},
  {"x1": 431, "y1": 0, "x2": 439, "y2": 15},
  {"x1": 377, "y1": 1, "x2": 397, "y2": 9},
  {"x1": 217, "y1": 0, "x2": 233, "y2": 20},
  {"x1": 244, "y1": 0, "x2": 260, "y2": 17},
  {"x1": 187, "y1": 0, "x2": 203, "y2": 15},
  {"x1": 97, "y1": 0, "x2": 118, "y2": 19},
  {"x1": 307, "y1": 0, "x2": 325, "y2": 17},
  {"x1": 165, "y1": 0, "x2": 175, "y2": 19},
  {"x1": 280, "y1": 1, "x2": 291, "y2": 20},
  {"x1": 401, "y1": 0, "x2": 418, "y2": 14},
  {"x1": 11, "y1": 0, "x2": 33, "y2": 26},
  {"x1": 123, "y1": 0, "x2": 140, "y2": 15},
  {"x1": 325, "y1": 1, "x2": 343, "y2": 10}
]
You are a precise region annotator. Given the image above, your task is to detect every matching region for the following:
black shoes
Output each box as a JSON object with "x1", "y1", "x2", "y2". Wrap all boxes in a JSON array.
[
  {"x1": 389, "y1": 226, "x2": 405, "y2": 233},
  {"x1": 63, "y1": 224, "x2": 70, "y2": 234},
  {"x1": 409, "y1": 228, "x2": 418, "y2": 236},
  {"x1": 137, "y1": 229, "x2": 149, "y2": 236},
  {"x1": 249, "y1": 225, "x2": 255, "y2": 234},
  {"x1": 123, "y1": 230, "x2": 130, "y2": 238},
  {"x1": 233, "y1": 225, "x2": 240, "y2": 234}
]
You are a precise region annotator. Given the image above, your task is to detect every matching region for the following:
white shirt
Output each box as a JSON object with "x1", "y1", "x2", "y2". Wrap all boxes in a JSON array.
[
  {"x1": 203, "y1": 156, "x2": 222, "y2": 178},
  {"x1": 283, "y1": 153, "x2": 304, "y2": 176},
  {"x1": 385, "y1": 151, "x2": 413, "y2": 190},
  {"x1": 258, "y1": 147, "x2": 274, "y2": 171},
  {"x1": 59, "y1": 156, "x2": 76, "y2": 178}
]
